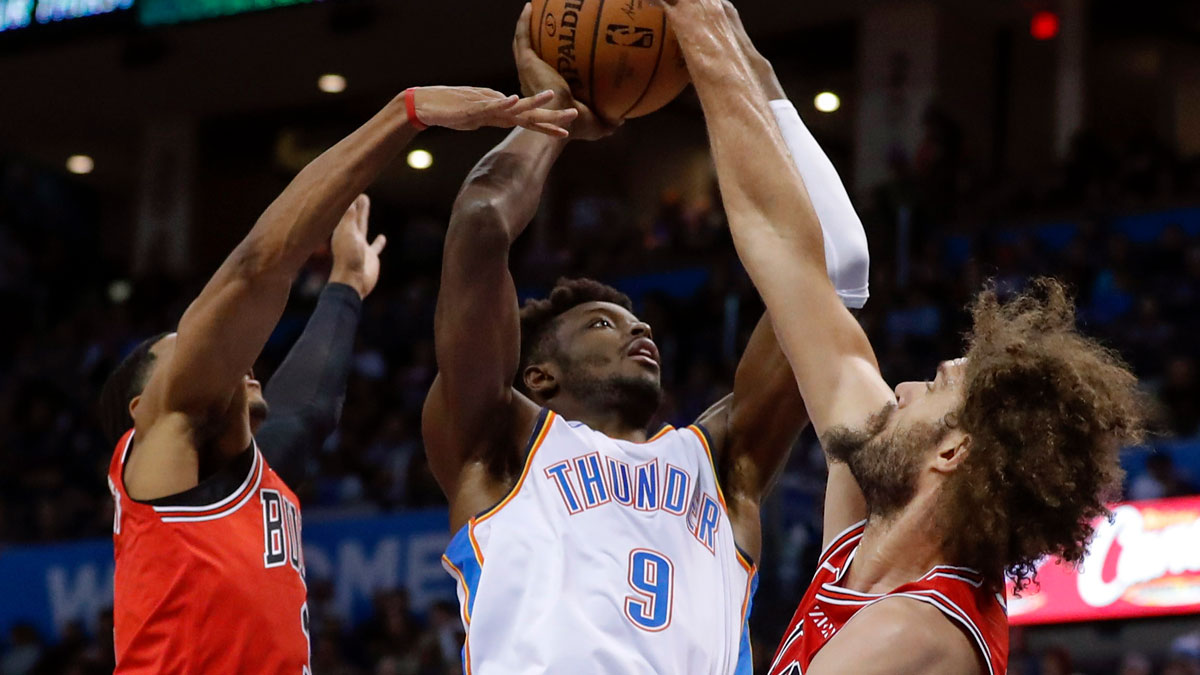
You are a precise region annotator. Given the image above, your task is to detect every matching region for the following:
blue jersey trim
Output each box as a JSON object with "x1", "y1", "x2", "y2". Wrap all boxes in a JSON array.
[
  {"x1": 445, "y1": 525, "x2": 483, "y2": 621},
  {"x1": 734, "y1": 571, "x2": 760, "y2": 675}
]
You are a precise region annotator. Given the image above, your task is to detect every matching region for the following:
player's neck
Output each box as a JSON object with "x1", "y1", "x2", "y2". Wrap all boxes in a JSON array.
[
  {"x1": 549, "y1": 398, "x2": 649, "y2": 442},
  {"x1": 844, "y1": 489, "x2": 949, "y2": 594},
  {"x1": 208, "y1": 412, "x2": 255, "y2": 464}
]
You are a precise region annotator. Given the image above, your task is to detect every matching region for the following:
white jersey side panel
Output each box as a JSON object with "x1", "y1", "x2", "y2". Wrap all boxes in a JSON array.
[{"x1": 442, "y1": 409, "x2": 757, "y2": 675}]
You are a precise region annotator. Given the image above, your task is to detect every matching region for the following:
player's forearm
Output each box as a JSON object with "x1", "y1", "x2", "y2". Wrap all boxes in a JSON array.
[
  {"x1": 257, "y1": 283, "x2": 361, "y2": 488},
  {"x1": 770, "y1": 100, "x2": 870, "y2": 308},
  {"x1": 449, "y1": 128, "x2": 568, "y2": 248},
  {"x1": 264, "y1": 284, "x2": 361, "y2": 432},
  {"x1": 236, "y1": 95, "x2": 418, "y2": 278},
  {"x1": 668, "y1": 6, "x2": 826, "y2": 271}
]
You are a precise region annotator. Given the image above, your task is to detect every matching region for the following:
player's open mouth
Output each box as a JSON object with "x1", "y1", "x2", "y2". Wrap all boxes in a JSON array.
[{"x1": 627, "y1": 338, "x2": 660, "y2": 368}]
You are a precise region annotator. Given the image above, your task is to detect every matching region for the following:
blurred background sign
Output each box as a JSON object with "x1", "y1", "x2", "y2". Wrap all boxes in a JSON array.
[
  {"x1": 1008, "y1": 495, "x2": 1200, "y2": 625},
  {"x1": 0, "y1": 509, "x2": 455, "y2": 642},
  {"x1": 0, "y1": 0, "x2": 132, "y2": 32},
  {"x1": 138, "y1": 0, "x2": 322, "y2": 26}
]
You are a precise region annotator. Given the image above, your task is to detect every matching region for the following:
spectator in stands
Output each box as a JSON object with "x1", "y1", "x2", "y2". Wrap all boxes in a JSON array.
[
  {"x1": 1, "y1": 624, "x2": 42, "y2": 675},
  {"x1": 1130, "y1": 454, "x2": 1197, "y2": 501},
  {"x1": 1041, "y1": 645, "x2": 1083, "y2": 675},
  {"x1": 1160, "y1": 357, "x2": 1200, "y2": 437},
  {"x1": 1118, "y1": 652, "x2": 1153, "y2": 675}
]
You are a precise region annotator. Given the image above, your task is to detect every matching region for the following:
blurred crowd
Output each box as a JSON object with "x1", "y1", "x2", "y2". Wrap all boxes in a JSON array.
[{"x1": 3, "y1": 112, "x2": 1200, "y2": 673}]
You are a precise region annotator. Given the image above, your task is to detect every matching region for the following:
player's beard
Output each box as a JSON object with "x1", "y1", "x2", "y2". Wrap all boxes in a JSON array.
[
  {"x1": 559, "y1": 357, "x2": 663, "y2": 432},
  {"x1": 825, "y1": 405, "x2": 949, "y2": 520}
]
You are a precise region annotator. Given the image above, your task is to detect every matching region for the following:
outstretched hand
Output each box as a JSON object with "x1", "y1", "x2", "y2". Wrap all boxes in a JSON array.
[
  {"x1": 412, "y1": 86, "x2": 578, "y2": 137},
  {"x1": 513, "y1": 3, "x2": 620, "y2": 141},
  {"x1": 330, "y1": 195, "x2": 387, "y2": 299}
]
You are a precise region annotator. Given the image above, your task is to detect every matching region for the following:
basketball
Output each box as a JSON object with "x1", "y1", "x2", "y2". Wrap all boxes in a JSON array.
[{"x1": 530, "y1": 0, "x2": 691, "y2": 122}]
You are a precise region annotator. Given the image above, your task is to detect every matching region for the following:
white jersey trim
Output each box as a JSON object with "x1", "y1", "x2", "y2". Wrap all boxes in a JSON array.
[
  {"x1": 819, "y1": 519, "x2": 867, "y2": 562},
  {"x1": 151, "y1": 442, "x2": 261, "y2": 513},
  {"x1": 158, "y1": 451, "x2": 264, "y2": 523},
  {"x1": 870, "y1": 591, "x2": 995, "y2": 675}
]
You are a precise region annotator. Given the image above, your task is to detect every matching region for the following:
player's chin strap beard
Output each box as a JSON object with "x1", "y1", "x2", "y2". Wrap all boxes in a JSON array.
[{"x1": 576, "y1": 376, "x2": 662, "y2": 432}]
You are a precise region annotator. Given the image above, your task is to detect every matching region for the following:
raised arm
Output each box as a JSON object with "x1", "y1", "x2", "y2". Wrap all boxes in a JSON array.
[
  {"x1": 707, "y1": 5, "x2": 870, "y2": 548},
  {"x1": 422, "y1": 126, "x2": 564, "y2": 513},
  {"x1": 423, "y1": 7, "x2": 611, "y2": 529},
  {"x1": 131, "y1": 87, "x2": 572, "y2": 500},
  {"x1": 257, "y1": 201, "x2": 386, "y2": 488},
  {"x1": 664, "y1": 0, "x2": 895, "y2": 444}
]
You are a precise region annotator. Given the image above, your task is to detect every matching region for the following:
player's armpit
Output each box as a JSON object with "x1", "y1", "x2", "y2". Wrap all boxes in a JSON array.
[
  {"x1": 805, "y1": 598, "x2": 982, "y2": 675},
  {"x1": 703, "y1": 313, "x2": 810, "y2": 560}
]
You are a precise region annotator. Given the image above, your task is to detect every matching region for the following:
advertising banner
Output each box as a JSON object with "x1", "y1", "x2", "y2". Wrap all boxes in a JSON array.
[
  {"x1": 0, "y1": 509, "x2": 456, "y2": 641},
  {"x1": 1008, "y1": 496, "x2": 1200, "y2": 625}
]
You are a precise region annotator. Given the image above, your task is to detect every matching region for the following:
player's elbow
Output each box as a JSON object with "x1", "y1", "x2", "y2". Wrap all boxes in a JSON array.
[
  {"x1": 836, "y1": 235, "x2": 871, "y2": 305},
  {"x1": 227, "y1": 234, "x2": 296, "y2": 285},
  {"x1": 447, "y1": 197, "x2": 516, "y2": 253}
]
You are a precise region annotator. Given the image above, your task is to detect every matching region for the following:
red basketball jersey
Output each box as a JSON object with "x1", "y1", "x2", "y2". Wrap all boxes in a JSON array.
[
  {"x1": 768, "y1": 521, "x2": 1009, "y2": 675},
  {"x1": 108, "y1": 429, "x2": 310, "y2": 674}
]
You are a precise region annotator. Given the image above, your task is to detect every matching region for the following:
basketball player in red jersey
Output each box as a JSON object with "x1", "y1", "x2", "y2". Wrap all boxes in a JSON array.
[
  {"x1": 95, "y1": 87, "x2": 575, "y2": 674},
  {"x1": 665, "y1": 2, "x2": 1147, "y2": 673}
]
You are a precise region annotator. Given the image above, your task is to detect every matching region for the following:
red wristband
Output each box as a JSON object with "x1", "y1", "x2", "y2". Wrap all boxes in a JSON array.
[{"x1": 403, "y1": 88, "x2": 428, "y2": 130}]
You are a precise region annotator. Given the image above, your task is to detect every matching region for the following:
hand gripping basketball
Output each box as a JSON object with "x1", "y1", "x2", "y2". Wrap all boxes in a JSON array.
[
  {"x1": 513, "y1": 4, "x2": 619, "y2": 141},
  {"x1": 408, "y1": 86, "x2": 578, "y2": 137}
]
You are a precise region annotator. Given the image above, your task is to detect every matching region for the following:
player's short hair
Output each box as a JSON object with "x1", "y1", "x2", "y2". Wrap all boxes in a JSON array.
[
  {"x1": 98, "y1": 332, "x2": 170, "y2": 445},
  {"x1": 517, "y1": 278, "x2": 633, "y2": 392},
  {"x1": 938, "y1": 279, "x2": 1147, "y2": 592}
]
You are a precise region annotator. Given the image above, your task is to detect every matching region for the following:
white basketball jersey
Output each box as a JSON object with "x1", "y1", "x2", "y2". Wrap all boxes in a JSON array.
[{"x1": 442, "y1": 409, "x2": 758, "y2": 675}]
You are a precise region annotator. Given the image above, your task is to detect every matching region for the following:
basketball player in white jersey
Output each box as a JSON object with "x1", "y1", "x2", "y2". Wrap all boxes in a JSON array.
[
  {"x1": 423, "y1": 7, "x2": 869, "y2": 673},
  {"x1": 664, "y1": 0, "x2": 1147, "y2": 673}
]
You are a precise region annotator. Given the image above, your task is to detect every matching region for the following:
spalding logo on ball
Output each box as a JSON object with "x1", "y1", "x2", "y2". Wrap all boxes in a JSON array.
[{"x1": 531, "y1": 0, "x2": 691, "y2": 122}]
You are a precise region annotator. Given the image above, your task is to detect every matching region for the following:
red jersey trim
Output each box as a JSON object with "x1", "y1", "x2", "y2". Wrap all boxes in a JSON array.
[
  {"x1": 817, "y1": 519, "x2": 866, "y2": 568},
  {"x1": 119, "y1": 430, "x2": 135, "y2": 465},
  {"x1": 873, "y1": 591, "x2": 996, "y2": 675},
  {"x1": 155, "y1": 450, "x2": 264, "y2": 522}
]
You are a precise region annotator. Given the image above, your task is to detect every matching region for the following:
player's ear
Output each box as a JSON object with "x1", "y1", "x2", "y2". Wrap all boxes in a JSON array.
[
  {"x1": 933, "y1": 430, "x2": 970, "y2": 473},
  {"x1": 523, "y1": 363, "x2": 559, "y2": 400},
  {"x1": 128, "y1": 395, "x2": 142, "y2": 417}
]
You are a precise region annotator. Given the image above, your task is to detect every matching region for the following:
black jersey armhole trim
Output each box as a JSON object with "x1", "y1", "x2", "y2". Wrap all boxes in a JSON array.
[
  {"x1": 121, "y1": 435, "x2": 256, "y2": 508},
  {"x1": 692, "y1": 421, "x2": 717, "y2": 453},
  {"x1": 472, "y1": 407, "x2": 552, "y2": 520}
]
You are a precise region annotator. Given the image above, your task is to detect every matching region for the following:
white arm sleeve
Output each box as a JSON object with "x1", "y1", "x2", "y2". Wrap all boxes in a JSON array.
[{"x1": 769, "y1": 99, "x2": 870, "y2": 308}]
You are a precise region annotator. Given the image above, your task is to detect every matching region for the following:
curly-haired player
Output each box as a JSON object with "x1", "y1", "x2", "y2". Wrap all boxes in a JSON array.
[{"x1": 663, "y1": 1, "x2": 1148, "y2": 674}]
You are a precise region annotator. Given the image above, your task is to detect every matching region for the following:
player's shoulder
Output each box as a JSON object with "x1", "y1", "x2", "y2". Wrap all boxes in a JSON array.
[{"x1": 810, "y1": 597, "x2": 981, "y2": 675}]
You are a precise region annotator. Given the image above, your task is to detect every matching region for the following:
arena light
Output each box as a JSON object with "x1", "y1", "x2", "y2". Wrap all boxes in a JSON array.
[
  {"x1": 318, "y1": 74, "x2": 347, "y2": 94},
  {"x1": 66, "y1": 154, "x2": 94, "y2": 175},
  {"x1": 108, "y1": 279, "x2": 133, "y2": 304},
  {"x1": 407, "y1": 149, "x2": 433, "y2": 170},
  {"x1": 814, "y1": 92, "x2": 841, "y2": 113},
  {"x1": 1030, "y1": 11, "x2": 1060, "y2": 41}
]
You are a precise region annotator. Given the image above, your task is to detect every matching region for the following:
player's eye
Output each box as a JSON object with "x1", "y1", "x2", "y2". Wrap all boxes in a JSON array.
[{"x1": 590, "y1": 318, "x2": 614, "y2": 329}]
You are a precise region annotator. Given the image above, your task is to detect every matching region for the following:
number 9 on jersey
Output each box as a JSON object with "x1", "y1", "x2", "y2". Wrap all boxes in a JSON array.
[{"x1": 624, "y1": 549, "x2": 674, "y2": 631}]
